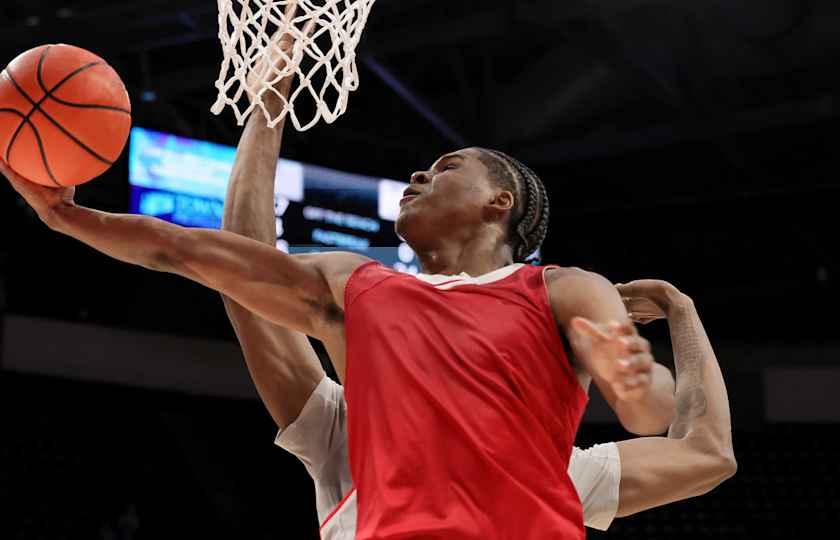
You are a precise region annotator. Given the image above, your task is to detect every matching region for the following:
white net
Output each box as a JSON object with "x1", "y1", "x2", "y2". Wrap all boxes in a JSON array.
[{"x1": 212, "y1": 0, "x2": 376, "y2": 131}]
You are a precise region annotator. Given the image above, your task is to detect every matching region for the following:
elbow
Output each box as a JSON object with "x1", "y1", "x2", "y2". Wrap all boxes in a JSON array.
[
  {"x1": 685, "y1": 433, "x2": 738, "y2": 495},
  {"x1": 716, "y1": 452, "x2": 738, "y2": 483},
  {"x1": 694, "y1": 453, "x2": 737, "y2": 497}
]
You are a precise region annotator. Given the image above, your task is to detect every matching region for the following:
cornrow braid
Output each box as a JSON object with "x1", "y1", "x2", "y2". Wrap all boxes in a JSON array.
[{"x1": 478, "y1": 149, "x2": 550, "y2": 263}]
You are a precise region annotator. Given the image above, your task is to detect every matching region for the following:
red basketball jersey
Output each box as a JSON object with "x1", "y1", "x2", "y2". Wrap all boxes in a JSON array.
[{"x1": 343, "y1": 262, "x2": 588, "y2": 540}]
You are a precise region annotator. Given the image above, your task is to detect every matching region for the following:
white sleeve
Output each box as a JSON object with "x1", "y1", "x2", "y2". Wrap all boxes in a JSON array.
[
  {"x1": 274, "y1": 376, "x2": 354, "y2": 524},
  {"x1": 568, "y1": 442, "x2": 621, "y2": 531}
]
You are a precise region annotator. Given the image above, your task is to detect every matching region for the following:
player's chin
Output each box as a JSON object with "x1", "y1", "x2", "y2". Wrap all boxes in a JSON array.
[
  {"x1": 395, "y1": 207, "x2": 430, "y2": 246},
  {"x1": 395, "y1": 206, "x2": 417, "y2": 237},
  {"x1": 394, "y1": 209, "x2": 414, "y2": 238}
]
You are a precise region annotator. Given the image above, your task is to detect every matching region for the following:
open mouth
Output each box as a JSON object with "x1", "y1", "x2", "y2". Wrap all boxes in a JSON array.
[
  {"x1": 400, "y1": 186, "x2": 422, "y2": 207},
  {"x1": 399, "y1": 194, "x2": 418, "y2": 207}
]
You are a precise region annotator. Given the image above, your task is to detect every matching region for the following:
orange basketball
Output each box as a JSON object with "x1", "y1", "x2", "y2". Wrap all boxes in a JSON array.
[{"x1": 0, "y1": 44, "x2": 131, "y2": 187}]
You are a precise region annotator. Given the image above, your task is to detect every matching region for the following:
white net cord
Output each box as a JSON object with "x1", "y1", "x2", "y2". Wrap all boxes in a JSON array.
[{"x1": 212, "y1": 0, "x2": 376, "y2": 131}]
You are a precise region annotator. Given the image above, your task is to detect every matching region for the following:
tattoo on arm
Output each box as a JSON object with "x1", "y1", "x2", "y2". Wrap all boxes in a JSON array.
[{"x1": 667, "y1": 306, "x2": 708, "y2": 439}]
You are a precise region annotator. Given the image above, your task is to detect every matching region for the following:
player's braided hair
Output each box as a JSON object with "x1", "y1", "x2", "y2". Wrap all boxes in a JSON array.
[{"x1": 477, "y1": 148, "x2": 550, "y2": 263}]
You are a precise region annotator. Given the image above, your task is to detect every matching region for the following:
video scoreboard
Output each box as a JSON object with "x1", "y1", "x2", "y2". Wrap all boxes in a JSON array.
[{"x1": 128, "y1": 127, "x2": 420, "y2": 273}]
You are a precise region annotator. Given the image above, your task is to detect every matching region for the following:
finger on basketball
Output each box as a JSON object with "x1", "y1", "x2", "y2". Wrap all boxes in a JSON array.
[
  {"x1": 0, "y1": 160, "x2": 31, "y2": 189},
  {"x1": 0, "y1": 159, "x2": 13, "y2": 179}
]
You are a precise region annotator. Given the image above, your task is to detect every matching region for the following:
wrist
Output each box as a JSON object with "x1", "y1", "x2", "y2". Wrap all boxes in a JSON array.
[
  {"x1": 643, "y1": 281, "x2": 692, "y2": 317},
  {"x1": 43, "y1": 201, "x2": 76, "y2": 232},
  {"x1": 664, "y1": 289, "x2": 694, "y2": 317},
  {"x1": 261, "y1": 80, "x2": 294, "y2": 116}
]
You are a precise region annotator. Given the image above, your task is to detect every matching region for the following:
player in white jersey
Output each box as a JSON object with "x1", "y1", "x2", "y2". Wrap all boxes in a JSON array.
[
  {"x1": 219, "y1": 30, "x2": 736, "y2": 539},
  {"x1": 277, "y1": 374, "x2": 632, "y2": 538}
]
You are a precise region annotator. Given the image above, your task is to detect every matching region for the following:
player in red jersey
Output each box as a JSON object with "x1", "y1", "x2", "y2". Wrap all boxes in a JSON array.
[
  {"x1": 219, "y1": 71, "x2": 734, "y2": 539},
  {"x1": 3, "y1": 33, "x2": 677, "y2": 533},
  {"x1": 2, "y1": 146, "x2": 676, "y2": 539}
]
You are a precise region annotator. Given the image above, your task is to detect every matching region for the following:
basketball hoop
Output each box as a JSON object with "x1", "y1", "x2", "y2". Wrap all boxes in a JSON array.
[{"x1": 211, "y1": 0, "x2": 376, "y2": 131}]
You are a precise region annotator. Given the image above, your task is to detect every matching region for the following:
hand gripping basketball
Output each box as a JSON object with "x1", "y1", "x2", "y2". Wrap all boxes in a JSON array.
[{"x1": 0, "y1": 158, "x2": 75, "y2": 224}]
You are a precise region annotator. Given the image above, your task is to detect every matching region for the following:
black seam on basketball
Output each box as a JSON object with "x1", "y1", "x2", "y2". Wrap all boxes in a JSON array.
[
  {"x1": 0, "y1": 108, "x2": 26, "y2": 118},
  {"x1": 1, "y1": 68, "x2": 51, "y2": 180},
  {"x1": 44, "y1": 98, "x2": 131, "y2": 114},
  {"x1": 5, "y1": 70, "x2": 115, "y2": 166},
  {"x1": 37, "y1": 46, "x2": 130, "y2": 114},
  {"x1": 1, "y1": 68, "x2": 31, "y2": 164},
  {"x1": 0, "y1": 107, "x2": 61, "y2": 187},
  {"x1": 25, "y1": 119, "x2": 63, "y2": 187},
  {"x1": 0, "y1": 105, "x2": 30, "y2": 164}
]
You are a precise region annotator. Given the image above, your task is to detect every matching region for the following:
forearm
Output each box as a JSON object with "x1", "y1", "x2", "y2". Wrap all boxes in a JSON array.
[
  {"x1": 613, "y1": 303, "x2": 736, "y2": 516},
  {"x1": 226, "y1": 303, "x2": 323, "y2": 428},
  {"x1": 222, "y1": 93, "x2": 287, "y2": 244},
  {"x1": 220, "y1": 96, "x2": 326, "y2": 427},
  {"x1": 49, "y1": 204, "x2": 250, "y2": 287},
  {"x1": 48, "y1": 203, "x2": 337, "y2": 336},
  {"x1": 610, "y1": 283, "x2": 735, "y2": 519},
  {"x1": 666, "y1": 297, "x2": 734, "y2": 456},
  {"x1": 49, "y1": 203, "x2": 183, "y2": 271},
  {"x1": 613, "y1": 362, "x2": 675, "y2": 435}
]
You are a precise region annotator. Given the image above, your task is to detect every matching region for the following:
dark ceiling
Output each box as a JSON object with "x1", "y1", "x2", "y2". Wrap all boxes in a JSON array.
[{"x1": 0, "y1": 0, "x2": 837, "y2": 344}]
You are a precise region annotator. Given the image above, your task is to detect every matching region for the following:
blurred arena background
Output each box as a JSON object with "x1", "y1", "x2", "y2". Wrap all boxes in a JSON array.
[{"x1": 1, "y1": 1, "x2": 838, "y2": 538}]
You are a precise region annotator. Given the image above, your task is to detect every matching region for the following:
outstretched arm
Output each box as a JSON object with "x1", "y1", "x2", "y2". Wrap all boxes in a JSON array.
[
  {"x1": 612, "y1": 280, "x2": 736, "y2": 517},
  {"x1": 220, "y1": 48, "x2": 326, "y2": 428},
  {"x1": 548, "y1": 268, "x2": 676, "y2": 435},
  {"x1": 0, "y1": 160, "x2": 366, "y2": 344}
]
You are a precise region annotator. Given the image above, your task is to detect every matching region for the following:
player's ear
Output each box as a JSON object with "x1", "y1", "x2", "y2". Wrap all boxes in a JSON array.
[{"x1": 489, "y1": 190, "x2": 515, "y2": 212}]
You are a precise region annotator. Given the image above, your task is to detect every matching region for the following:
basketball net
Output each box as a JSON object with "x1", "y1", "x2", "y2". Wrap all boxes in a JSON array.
[{"x1": 211, "y1": 0, "x2": 376, "y2": 131}]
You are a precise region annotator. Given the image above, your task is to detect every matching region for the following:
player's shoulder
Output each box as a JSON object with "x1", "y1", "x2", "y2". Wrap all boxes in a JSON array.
[
  {"x1": 544, "y1": 266, "x2": 617, "y2": 324},
  {"x1": 544, "y1": 265, "x2": 613, "y2": 293},
  {"x1": 296, "y1": 251, "x2": 373, "y2": 274}
]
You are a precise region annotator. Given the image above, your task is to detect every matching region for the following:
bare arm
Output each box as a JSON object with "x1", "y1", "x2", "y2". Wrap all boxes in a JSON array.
[
  {"x1": 548, "y1": 268, "x2": 676, "y2": 435},
  {"x1": 613, "y1": 280, "x2": 736, "y2": 517},
  {"x1": 0, "y1": 160, "x2": 366, "y2": 343},
  {"x1": 220, "y1": 69, "x2": 325, "y2": 428}
]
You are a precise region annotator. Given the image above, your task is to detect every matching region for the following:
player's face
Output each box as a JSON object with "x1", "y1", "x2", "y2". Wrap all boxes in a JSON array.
[{"x1": 396, "y1": 148, "x2": 502, "y2": 249}]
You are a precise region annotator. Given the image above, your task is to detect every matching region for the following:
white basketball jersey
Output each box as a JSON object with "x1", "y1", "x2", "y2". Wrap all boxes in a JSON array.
[{"x1": 276, "y1": 377, "x2": 621, "y2": 539}]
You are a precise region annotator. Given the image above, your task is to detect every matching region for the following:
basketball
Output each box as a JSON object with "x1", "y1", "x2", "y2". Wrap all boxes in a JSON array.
[{"x1": 0, "y1": 44, "x2": 131, "y2": 188}]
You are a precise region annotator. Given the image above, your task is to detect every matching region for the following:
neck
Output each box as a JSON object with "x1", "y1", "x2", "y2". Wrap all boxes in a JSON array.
[{"x1": 414, "y1": 233, "x2": 515, "y2": 276}]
